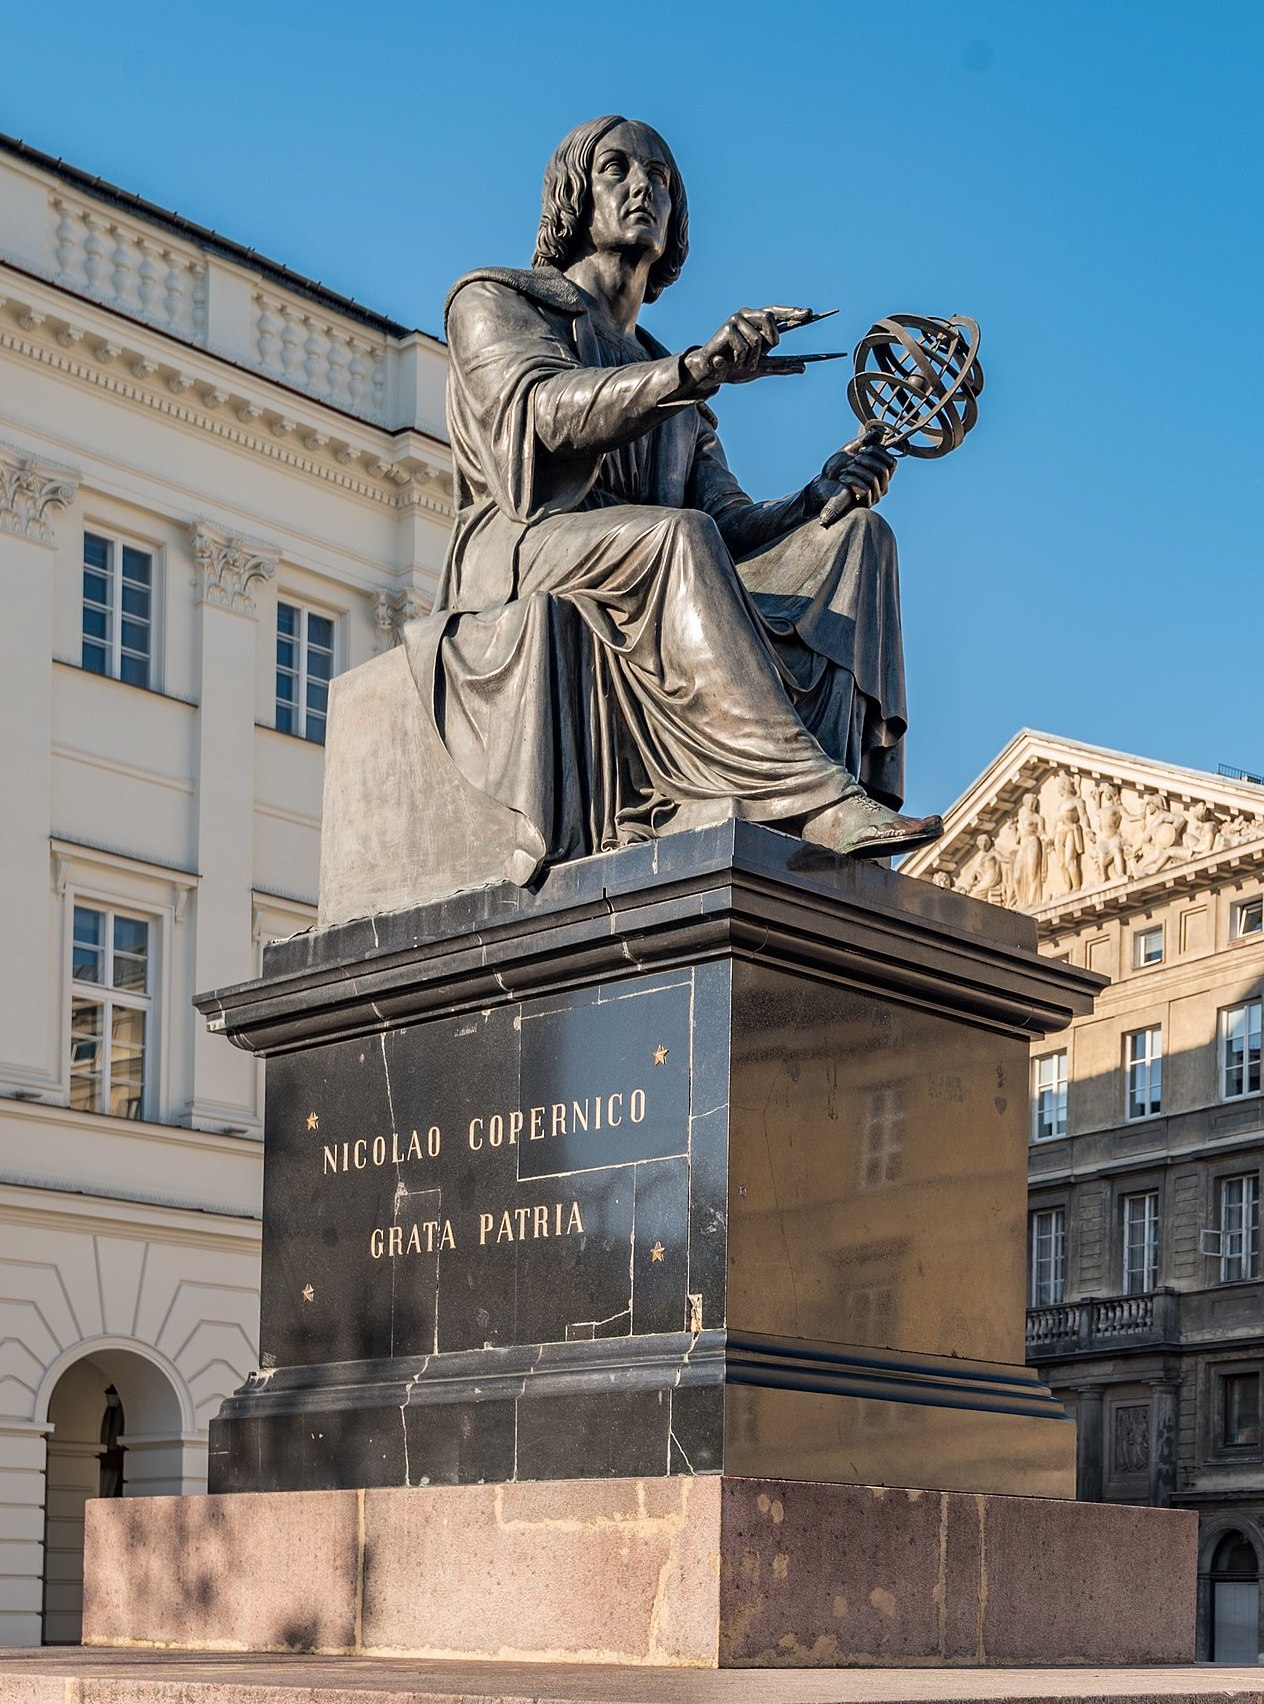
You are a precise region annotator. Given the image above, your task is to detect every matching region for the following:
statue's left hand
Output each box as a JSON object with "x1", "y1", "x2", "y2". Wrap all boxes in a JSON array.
[{"x1": 810, "y1": 442, "x2": 896, "y2": 524}]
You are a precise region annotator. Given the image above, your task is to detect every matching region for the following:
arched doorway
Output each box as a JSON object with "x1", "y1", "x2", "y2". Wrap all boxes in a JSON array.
[
  {"x1": 1210, "y1": 1530, "x2": 1261, "y2": 1664},
  {"x1": 40, "y1": 1345, "x2": 185, "y2": 1645}
]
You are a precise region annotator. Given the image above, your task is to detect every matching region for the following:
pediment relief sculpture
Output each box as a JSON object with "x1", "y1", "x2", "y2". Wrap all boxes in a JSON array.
[{"x1": 936, "y1": 767, "x2": 1264, "y2": 911}]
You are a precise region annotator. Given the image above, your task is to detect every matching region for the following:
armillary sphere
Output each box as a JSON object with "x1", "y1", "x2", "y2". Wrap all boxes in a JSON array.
[{"x1": 847, "y1": 314, "x2": 984, "y2": 459}]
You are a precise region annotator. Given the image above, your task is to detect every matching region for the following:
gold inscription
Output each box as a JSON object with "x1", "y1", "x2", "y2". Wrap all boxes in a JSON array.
[
  {"x1": 369, "y1": 1219, "x2": 456, "y2": 1259},
  {"x1": 468, "y1": 1091, "x2": 646, "y2": 1150},
  {"x1": 478, "y1": 1200, "x2": 585, "y2": 1245},
  {"x1": 324, "y1": 1127, "x2": 441, "y2": 1175}
]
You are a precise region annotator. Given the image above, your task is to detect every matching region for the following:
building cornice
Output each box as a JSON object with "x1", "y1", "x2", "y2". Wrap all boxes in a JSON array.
[
  {"x1": 0, "y1": 268, "x2": 453, "y2": 519},
  {"x1": 0, "y1": 1176, "x2": 262, "y2": 1246}
]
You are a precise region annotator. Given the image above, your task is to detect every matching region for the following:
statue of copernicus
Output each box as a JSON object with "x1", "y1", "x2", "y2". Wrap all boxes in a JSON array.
[{"x1": 402, "y1": 115, "x2": 943, "y2": 883}]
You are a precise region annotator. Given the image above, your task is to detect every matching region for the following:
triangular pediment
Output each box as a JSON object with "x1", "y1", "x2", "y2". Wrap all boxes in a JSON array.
[{"x1": 902, "y1": 730, "x2": 1264, "y2": 919}]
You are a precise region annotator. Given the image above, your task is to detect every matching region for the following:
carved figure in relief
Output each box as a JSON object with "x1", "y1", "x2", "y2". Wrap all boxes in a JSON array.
[
  {"x1": 1132, "y1": 794, "x2": 1187, "y2": 876},
  {"x1": 1090, "y1": 783, "x2": 1130, "y2": 883},
  {"x1": 1185, "y1": 800, "x2": 1222, "y2": 860},
  {"x1": 407, "y1": 115, "x2": 947, "y2": 884},
  {"x1": 1049, "y1": 774, "x2": 1088, "y2": 897},
  {"x1": 964, "y1": 831, "x2": 1013, "y2": 907},
  {"x1": 1012, "y1": 793, "x2": 1050, "y2": 909}
]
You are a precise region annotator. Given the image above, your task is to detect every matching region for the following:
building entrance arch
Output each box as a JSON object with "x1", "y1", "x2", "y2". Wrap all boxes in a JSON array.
[
  {"x1": 1209, "y1": 1530, "x2": 1261, "y2": 1664},
  {"x1": 39, "y1": 1342, "x2": 188, "y2": 1645}
]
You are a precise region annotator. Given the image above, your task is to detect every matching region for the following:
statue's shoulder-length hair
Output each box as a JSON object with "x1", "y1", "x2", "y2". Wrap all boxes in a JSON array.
[{"x1": 533, "y1": 115, "x2": 689, "y2": 303}]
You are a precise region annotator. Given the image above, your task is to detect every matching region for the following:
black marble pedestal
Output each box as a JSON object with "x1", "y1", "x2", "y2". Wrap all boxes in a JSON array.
[{"x1": 196, "y1": 822, "x2": 1100, "y2": 1496}]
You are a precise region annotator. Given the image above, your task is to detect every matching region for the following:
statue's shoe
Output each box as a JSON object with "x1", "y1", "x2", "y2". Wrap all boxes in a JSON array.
[{"x1": 803, "y1": 794, "x2": 944, "y2": 860}]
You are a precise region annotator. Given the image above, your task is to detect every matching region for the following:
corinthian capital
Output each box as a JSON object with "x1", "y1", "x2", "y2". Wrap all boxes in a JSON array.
[
  {"x1": 372, "y1": 584, "x2": 430, "y2": 652},
  {"x1": 191, "y1": 518, "x2": 278, "y2": 617},
  {"x1": 0, "y1": 440, "x2": 80, "y2": 547}
]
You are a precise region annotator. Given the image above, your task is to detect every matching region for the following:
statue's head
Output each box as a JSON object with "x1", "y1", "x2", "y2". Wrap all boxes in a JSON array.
[{"x1": 534, "y1": 115, "x2": 690, "y2": 303}]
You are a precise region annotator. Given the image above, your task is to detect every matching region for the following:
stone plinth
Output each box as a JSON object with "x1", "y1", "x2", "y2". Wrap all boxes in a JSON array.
[
  {"x1": 82, "y1": 1476, "x2": 1196, "y2": 1668},
  {"x1": 194, "y1": 823, "x2": 1098, "y2": 1499}
]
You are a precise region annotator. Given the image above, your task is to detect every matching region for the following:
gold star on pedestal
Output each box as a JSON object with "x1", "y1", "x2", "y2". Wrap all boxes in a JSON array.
[
  {"x1": 306, "y1": 1111, "x2": 319, "y2": 1131},
  {"x1": 650, "y1": 1242, "x2": 666, "y2": 1263},
  {"x1": 653, "y1": 1045, "x2": 669, "y2": 1066},
  {"x1": 301, "y1": 1284, "x2": 315, "y2": 1302}
]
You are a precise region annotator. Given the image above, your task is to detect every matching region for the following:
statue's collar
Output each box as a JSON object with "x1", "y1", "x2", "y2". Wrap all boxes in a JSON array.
[
  {"x1": 444, "y1": 265, "x2": 586, "y2": 329},
  {"x1": 444, "y1": 267, "x2": 673, "y2": 360}
]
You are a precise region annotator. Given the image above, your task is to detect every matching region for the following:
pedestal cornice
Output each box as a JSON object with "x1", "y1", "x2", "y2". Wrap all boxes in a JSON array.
[{"x1": 195, "y1": 823, "x2": 1103, "y2": 1055}]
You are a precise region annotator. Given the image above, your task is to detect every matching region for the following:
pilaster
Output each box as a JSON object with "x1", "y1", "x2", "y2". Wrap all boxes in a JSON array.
[
  {"x1": 187, "y1": 519, "x2": 277, "y2": 1131},
  {"x1": 0, "y1": 1421, "x2": 51, "y2": 1647},
  {"x1": 1149, "y1": 1378, "x2": 1179, "y2": 1508},
  {"x1": 1075, "y1": 1383, "x2": 1106, "y2": 1501},
  {"x1": 0, "y1": 441, "x2": 79, "y2": 1089}
]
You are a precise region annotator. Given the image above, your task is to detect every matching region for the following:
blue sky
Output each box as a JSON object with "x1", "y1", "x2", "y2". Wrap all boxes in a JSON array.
[{"x1": 2, "y1": 1, "x2": 1260, "y2": 812}]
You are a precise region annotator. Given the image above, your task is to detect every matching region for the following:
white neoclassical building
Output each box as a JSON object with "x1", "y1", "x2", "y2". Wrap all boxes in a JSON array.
[{"x1": 0, "y1": 131, "x2": 451, "y2": 1643}]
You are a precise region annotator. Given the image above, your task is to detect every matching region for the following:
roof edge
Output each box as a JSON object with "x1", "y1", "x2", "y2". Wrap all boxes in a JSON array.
[{"x1": 0, "y1": 130, "x2": 441, "y2": 345}]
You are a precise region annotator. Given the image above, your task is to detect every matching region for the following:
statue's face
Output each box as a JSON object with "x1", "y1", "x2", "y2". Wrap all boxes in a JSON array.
[{"x1": 584, "y1": 120, "x2": 672, "y2": 263}]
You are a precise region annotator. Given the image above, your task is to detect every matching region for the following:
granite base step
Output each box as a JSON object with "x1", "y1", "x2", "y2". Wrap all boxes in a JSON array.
[
  {"x1": 0, "y1": 1652, "x2": 1260, "y2": 1704},
  {"x1": 82, "y1": 1477, "x2": 1194, "y2": 1669}
]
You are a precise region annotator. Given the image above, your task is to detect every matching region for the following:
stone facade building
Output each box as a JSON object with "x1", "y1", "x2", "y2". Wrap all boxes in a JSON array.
[
  {"x1": 0, "y1": 132, "x2": 450, "y2": 1643},
  {"x1": 904, "y1": 731, "x2": 1264, "y2": 1663}
]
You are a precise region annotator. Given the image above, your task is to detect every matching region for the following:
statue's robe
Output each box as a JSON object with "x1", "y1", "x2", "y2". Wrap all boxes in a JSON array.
[{"x1": 405, "y1": 265, "x2": 907, "y2": 877}]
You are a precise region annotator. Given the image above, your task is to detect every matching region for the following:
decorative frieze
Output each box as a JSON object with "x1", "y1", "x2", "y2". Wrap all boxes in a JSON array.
[
  {"x1": 0, "y1": 439, "x2": 80, "y2": 546},
  {"x1": 927, "y1": 763, "x2": 1264, "y2": 912},
  {"x1": 191, "y1": 519, "x2": 278, "y2": 618},
  {"x1": 372, "y1": 586, "x2": 429, "y2": 651}
]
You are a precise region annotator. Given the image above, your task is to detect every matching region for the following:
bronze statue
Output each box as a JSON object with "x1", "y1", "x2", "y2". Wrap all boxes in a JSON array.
[{"x1": 406, "y1": 116, "x2": 946, "y2": 885}]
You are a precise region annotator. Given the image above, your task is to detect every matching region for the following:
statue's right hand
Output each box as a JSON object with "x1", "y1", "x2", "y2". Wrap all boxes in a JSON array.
[{"x1": 684, "y1": 306, "x2": 812, "y2": 388}]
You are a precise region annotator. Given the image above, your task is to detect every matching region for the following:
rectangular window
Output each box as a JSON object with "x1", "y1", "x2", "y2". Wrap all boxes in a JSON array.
[
  {"x1": 1030, "y1": 1207, "x2": 1066, "y2": 1306},
  {"x1": 1133, "y1": 925, "x2": 1164, "y2": 967},
  {"x1": 1221, "y1": 1001, "x2": 1263, "y2": 1099},
  {"x1": 1233, "y1": 898, "x2": 1264, "y2": 940},
  {"x1": 1222, "y1": 1372, "x2": 1261, "y2": 1447},
  {"x1": 276, "y1": 601, "x2": 335, "y2": 744},
  {"x1": 1123, "y1": 1191, "x2": 1160, "y2": 1294},
  {"x1": 82, "y1": 530, "x2": 152, "y2": 688},
  {"x1": 1032, "y1": 1050, "x2": 1068, "y2": 1140},
  {"x1": 69, "y1": 905, "x2": 151, "y2": 1120},
  {"x1": 1125, "y1": 1026, "x2": 1163, "y2": 1120},
  {"x1": 1220, "y1": 1174, "x2": 1261, "y2": 1284}
]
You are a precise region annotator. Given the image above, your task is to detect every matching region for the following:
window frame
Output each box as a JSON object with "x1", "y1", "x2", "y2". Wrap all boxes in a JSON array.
[
  {"x1": 1122, "y1": 1189, "x2": 1161, "y2": 1294},
  {"x1": 1218, "y1": 1172, "x2": 1261, "y2": 1285},
  {"x1": 81, "y1": 525, "x2": 161, "y2": 691},
  {"x1": 1207, "y1": 1359, "x2": 1264, "y2": 1464},
  {"x1": 1220, "y1": 1000, "x2": 1263, "y2": 1101},
  {"x1": 1124, "y1": 1025, "x2": 1164, "y2": 1121},
  {"x1": 1030, "y1": 1205, "x2": 1067, "y2": 1307},
  {"x1": 275, "y1": 598, "x2": 338, "y2": 744},
  {"x1": 67, "y1": 900, "x2": 155, "y2": 1123},
  {"x1": 1032, "y1": 1049, "x2": 1069, "y2": 1142},
  {"x1": 53, "y1": 847, "x2": 189, "y2": 1127},
  {"x1": 1231, "y1": 897, "x2": 1264, "y2": 942},
  {"x1": 1133, "y1": 925, "x2": 1165, "y2": 969}
]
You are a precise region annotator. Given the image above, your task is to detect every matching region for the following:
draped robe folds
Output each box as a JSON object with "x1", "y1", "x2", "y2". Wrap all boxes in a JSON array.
[{"x1": 405, "y1": 265, "x2": 908, "y2": 875}]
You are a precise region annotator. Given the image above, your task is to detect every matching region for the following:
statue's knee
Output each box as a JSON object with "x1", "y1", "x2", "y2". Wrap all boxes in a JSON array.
[
  {"x1": 844, "y1": 505, "x2": 895, "y2": 550},
  {"x1": 671, "y1": 508, "x2": 725, "y2": 554}
]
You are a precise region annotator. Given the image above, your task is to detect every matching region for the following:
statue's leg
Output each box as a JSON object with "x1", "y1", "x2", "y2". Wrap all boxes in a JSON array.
[
  {"x1": 516, "y1": 505, "x2": 864, "y2": 830},
  {"x1": 738, "y1": 509, "x2": 908, "y2": 811}
]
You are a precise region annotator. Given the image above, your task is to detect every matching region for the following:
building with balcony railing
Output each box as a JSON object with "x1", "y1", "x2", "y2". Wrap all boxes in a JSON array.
[
  {"x1": 905, "y1": 730, "x2": 1264, "y2": 1662},
  {"x1": 0, "y1": 132, "x2": 451, "y2": 1645}
]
